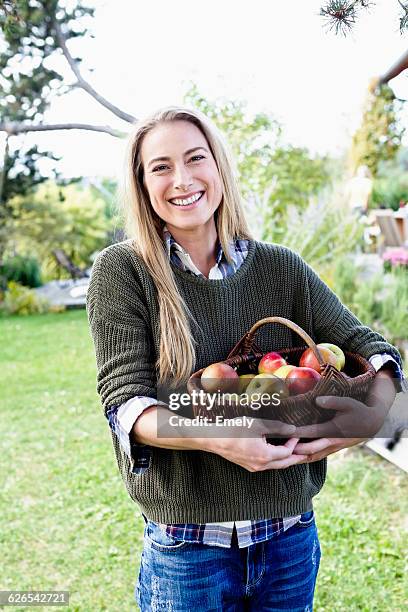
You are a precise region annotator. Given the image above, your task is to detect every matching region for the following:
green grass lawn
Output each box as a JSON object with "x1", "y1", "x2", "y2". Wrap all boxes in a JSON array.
[{"x1": 1, "y1": 310, "x2": 407, "y2": 611}]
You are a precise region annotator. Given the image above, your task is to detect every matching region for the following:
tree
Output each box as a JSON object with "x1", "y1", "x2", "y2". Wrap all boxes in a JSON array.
[
  {"x1": 7, "y1": 180, "x2": 113, "y2": 277},
  {"x1": 0, "y1": 0, "x2": 134, "y2": 261},
  {"x1": 349, "y1": 83, "x2": 405, "y2": 177},
  {"x1": 184, "y1": 83, "x2": 331, "y2": 242}
]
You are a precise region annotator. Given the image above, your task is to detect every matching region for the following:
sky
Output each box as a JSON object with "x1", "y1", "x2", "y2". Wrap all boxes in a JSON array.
[{"x1": 4, "y1": 0, "x2": 408, "y2": 180}]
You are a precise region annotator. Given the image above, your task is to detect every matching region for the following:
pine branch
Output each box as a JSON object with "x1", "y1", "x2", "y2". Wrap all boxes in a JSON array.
[
  {"x1": 320, "y1": 1, "x2": 377, "y2": 35},
  {"x1": 52, "y1": 18, "x2": 137, "y2": 125},
  {"x1": 0, "y1": 122, "x2": 126, "y2": 138},
  {"x1": 320, "y1": 1, "x2": 362, "y2": 36},
  {"x1": 320, "y1": 0, "x2": 408, "y2": 35},
  {"x1": 397, "y1": 0, "x2": 408, "y2": 32}
]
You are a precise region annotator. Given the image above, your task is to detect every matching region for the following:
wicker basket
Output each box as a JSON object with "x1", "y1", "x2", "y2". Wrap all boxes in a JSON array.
[{"x1": 187, "y1": 316, "x2": 376, "y2": 427}]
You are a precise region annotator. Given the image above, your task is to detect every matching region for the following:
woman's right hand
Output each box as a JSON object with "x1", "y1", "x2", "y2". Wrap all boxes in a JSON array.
[{"x1": 205, "y1": 419, "x2": 307, "y2": 471}]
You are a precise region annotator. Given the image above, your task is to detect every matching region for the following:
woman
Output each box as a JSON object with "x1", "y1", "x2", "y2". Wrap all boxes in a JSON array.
[{"x1": 87, "y1": 106, "x2": 402, "y2": 611}]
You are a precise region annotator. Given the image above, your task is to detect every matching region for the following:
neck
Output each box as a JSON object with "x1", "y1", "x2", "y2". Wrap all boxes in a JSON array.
[{"x1": 166, "y1": 219, "x2": 219, "y2": 278}]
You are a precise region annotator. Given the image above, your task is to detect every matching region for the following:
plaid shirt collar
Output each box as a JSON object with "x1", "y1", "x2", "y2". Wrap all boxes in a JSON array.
[{"x1": 162, "y1": 225, "x2": 248, "y2": 278}]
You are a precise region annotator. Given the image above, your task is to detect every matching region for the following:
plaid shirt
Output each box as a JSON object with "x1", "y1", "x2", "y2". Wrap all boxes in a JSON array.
[{"x1": 106, "y1": 229, "x2": 406, "y2": 547}]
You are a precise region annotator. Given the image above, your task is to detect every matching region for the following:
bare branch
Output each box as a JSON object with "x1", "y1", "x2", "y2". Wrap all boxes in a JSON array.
[
  {"x1": 379, "y1": 48, "x2": 408, "y2": 84},
  {"x1": 0, "y1": 122, "x2": 127, "y2": 138},
  {"x1": 52, "y1": 19, "x2": 137, "y2": 125}
]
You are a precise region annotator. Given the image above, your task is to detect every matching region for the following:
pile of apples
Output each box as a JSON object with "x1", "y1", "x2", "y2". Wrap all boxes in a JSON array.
[{"x1": 201, "y1": 343, "x2": 345, "y2": 398}]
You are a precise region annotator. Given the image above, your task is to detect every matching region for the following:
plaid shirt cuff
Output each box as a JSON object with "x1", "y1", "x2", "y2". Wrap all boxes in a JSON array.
[
  {"x1": 106, "y1": 397, "x2": 167, "y2": 474},
  {"x1": 369, "y1": 353, "x2": 407, "y2": 393}
]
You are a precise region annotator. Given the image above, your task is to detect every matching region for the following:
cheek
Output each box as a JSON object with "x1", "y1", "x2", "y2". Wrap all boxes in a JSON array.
[{"x1": 146, "y1": 179, "x2": 167, "y2": 204}]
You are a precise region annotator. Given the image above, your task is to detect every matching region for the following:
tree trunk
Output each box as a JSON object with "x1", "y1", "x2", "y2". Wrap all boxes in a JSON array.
[{"x1": 0, "y1": 136, "x2": 10, "y2": 265}]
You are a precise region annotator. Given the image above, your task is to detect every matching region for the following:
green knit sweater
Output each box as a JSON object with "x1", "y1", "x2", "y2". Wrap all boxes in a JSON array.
[{"x1": 86, "y1": 239, "x2": 400, "y2": 523}]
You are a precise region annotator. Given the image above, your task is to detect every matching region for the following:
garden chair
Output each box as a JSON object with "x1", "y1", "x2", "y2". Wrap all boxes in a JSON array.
[{"x1": 374, "y1": 210, "x2": 405, "y2": 249}]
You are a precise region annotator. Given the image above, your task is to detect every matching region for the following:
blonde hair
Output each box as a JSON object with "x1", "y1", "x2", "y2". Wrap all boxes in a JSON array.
[{"x1": 121, "y1": 106, "x2": 252, "y2": 385}]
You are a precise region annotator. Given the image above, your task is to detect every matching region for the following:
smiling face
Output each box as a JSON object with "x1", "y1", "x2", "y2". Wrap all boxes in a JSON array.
[{"x1": 140, "y1": 120, "x2": 223, "y2": 235}]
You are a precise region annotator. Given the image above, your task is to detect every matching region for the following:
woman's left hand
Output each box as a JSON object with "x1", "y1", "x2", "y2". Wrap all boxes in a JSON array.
[{"x1": 292, "y1": 369, "x2": 397, "y2": 462}]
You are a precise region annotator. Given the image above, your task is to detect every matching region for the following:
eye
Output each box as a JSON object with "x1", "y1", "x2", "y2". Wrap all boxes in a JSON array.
[
  {"x1": 190, "y1": 155, "x2": 205, "y2": 162},
  {"x1": 152, "y1": 164, "x2": 169, "y2": 173}
]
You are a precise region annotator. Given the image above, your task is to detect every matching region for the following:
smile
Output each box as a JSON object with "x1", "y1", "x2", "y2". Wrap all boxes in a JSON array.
[{"x1": 169, "y1": 192, "x2": 205, "y2": 207}]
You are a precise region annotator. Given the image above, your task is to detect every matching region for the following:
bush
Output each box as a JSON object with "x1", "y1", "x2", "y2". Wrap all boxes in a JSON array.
[
  {"x1": 257, "y1": 189, "x2": 364, "y2": 272},
  {"x1": 0, "y1": 281, "x2": 53, "y2": 316},
  {"x1": 0, "y1": 255, "x2": 42, "y2": 289},
  {"x1": 332, "y1": 257, "x2": 408, "y2": 348}
]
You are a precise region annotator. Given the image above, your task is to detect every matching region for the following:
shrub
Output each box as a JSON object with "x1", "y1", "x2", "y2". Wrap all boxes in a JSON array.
[
  {"x1": 332, "y1": 257, "x2": 408, "y2": 349},
  {"x1": 258, "y1": 189, "x2": 364, "y2": 272},
  {"x1": 0, "y1": 255, "x2": 42, "y2": 289},
  {"x1": 0, "y1": 281, "x2": 51, "y2": 316}
]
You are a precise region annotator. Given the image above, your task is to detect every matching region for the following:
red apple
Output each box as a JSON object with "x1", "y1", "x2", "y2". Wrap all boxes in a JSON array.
[
  {"x1": 318, "y1": 343, "x2": 345, "y2": 371},
  {"x1": 299, "y1": 345, "x2": 338, "y2": 373},
  {"x1": 201, "y1": 362, "x2": 239, "y2": 393},
  {"x1": 287, "y1": 367, "x2": 321, "y2": 396},
  {"x1": 258, "y1": 352, "x2": 287, "y2": 375}
]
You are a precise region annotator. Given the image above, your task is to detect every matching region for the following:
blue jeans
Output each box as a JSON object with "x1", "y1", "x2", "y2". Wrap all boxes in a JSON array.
[{"x1": 135, "y1": 511, "x2": 321, "y2": 611}]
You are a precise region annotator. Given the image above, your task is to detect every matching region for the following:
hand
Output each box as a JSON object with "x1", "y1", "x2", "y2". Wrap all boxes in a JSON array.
[
  {"x1": 294, "y1": 369, "x2": 397, "y2": 440},
  {"x1": 208, "y1": 418, "x2": 308, "y2": 471},
  {"x1": 292, "y1": 436, "x2": 367, "y2": 463},
  {"x1": 291, "y1": 369, "x2": 397, "y2": 464}
]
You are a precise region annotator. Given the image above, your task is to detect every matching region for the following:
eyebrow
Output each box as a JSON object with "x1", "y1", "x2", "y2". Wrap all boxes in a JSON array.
[{"x1": 147, "y1": 147, "x2": 209, "y2": 168}]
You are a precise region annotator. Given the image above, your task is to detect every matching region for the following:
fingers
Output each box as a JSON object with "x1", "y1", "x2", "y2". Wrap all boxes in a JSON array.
[
  {"x1": 316, "y1": 396, "x2": 358, "y2": 410},
  {"x1": 263, "y1": 438, "x2": 300, "y2": 460},
  {"x1": 257, "y1": 419, "x2": 296, "y2": 437},
  {"x1": 266, "y1": 454, "x2": 309, "y2": 469},
  {"x1": 292, "y1": 438, "x2": 331, "y2": 455},
  {"x1": 283, "y1": 437, "x2": 301, "y2": 453}
]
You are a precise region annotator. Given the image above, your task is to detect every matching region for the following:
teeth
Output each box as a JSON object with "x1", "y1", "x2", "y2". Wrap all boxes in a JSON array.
[{"x1": 170, "y1": 192, "x2": 203, "y2": 206}]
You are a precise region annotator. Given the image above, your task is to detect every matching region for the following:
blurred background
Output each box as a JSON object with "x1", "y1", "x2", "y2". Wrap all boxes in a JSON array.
[{"x1": 0, "y1": 1, "x2": 407, "y2": 610}]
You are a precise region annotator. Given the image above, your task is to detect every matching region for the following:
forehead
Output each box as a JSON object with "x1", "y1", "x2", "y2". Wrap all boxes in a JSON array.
[{"x1": 141, "y1": 120, "x2": 208, "y2": 163}]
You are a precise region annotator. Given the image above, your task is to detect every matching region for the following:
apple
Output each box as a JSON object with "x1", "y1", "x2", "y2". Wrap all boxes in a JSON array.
[
  {"x1": 201, "y1": 362, "x2": 239, "y2": 393},
  {"x1": 318, "y1": 343, "x2": 345, "y2": 371},
  {"x1": 299, "y1": 345, "x2": 338, "y2": 373},
  {"x1": 238, "y1": 373, "x2": 256, "y2": 393},
  {"x1": 246, "y1": 373, "x2": 289, "y2": 399},
  {"x1": 273, "y1": 364, "x2": 297, "y2": 379},
  {"x1": 258, "y1": 352, "x2": 287, "y2": 375},
  {"x1": 286, "y1": 367, "x2": 321, "y2": 396}
]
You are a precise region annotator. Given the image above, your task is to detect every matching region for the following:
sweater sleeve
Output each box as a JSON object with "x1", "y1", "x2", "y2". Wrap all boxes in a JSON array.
[
  {"x1": 86, "y1": 244, "x2": 158, "y2": 414},
  {"x1": 302, "y1": 258, "x2": 403, "y2": 369}
]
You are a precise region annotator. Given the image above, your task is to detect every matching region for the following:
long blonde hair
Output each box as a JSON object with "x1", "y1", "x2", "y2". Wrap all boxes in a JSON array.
[{"x1": 121, "y1": 106, "x2": 252, "y2": 384}]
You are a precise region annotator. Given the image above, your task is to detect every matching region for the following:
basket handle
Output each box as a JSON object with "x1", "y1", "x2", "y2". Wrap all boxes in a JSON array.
[{"x1": 227, "y1": 316, "x2": 326, "y2": 367}]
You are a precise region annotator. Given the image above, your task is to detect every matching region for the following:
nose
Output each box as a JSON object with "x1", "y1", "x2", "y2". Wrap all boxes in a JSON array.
[{"x1": 174, "y1": 164, "x2": 193, "y2": 191}]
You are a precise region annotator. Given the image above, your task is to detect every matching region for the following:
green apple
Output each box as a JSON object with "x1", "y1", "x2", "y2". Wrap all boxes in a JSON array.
[
  {"x1": 238, "y1": 373, "x2": 256, "y2": 393},
  {"x1": 273, "y1": 364, "x2": 297, "y2": 379},
  {"x1": 318, "y1": 343, "x2": 345, "y2": 371},
  {"x1": 246, "y1": 373, "x2": 288, "y2": 399}
]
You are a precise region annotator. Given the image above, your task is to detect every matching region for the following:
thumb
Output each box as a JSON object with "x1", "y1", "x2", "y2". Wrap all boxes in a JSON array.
[
  {"x1": 316, "y1": 395, "x2": 344, "y2": 409},
  {"x1": 256, "y1": 419, "x2": 296, "y2": 437}
]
